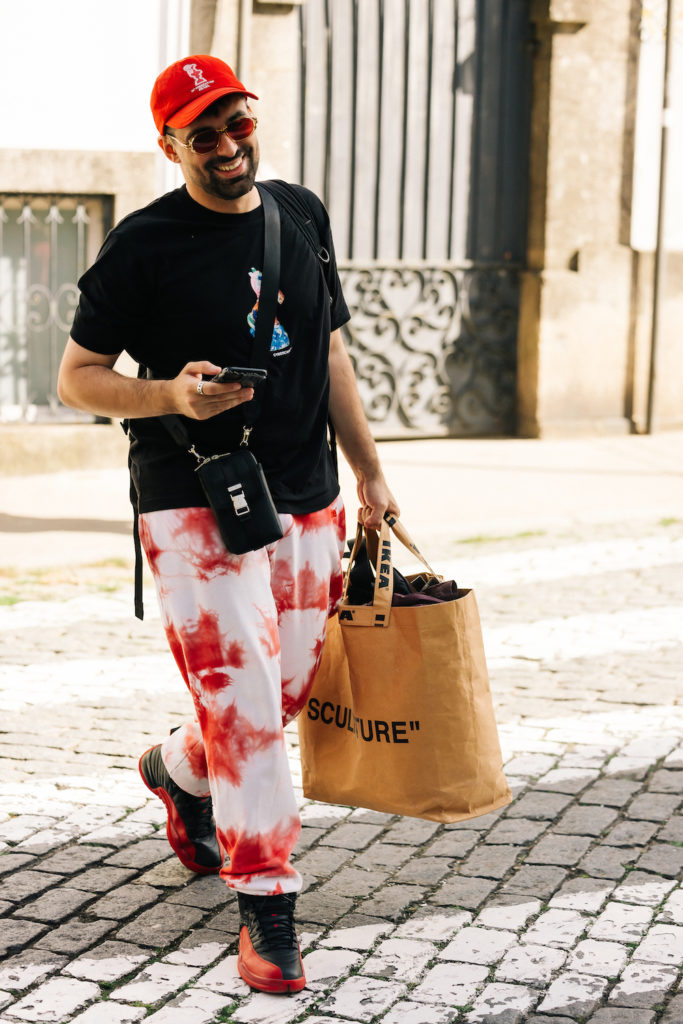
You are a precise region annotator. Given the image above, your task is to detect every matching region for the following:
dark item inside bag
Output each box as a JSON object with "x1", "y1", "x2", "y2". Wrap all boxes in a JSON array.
[
  {"x1": 345, "y1": 537, "x2": 466, "y2": 607},
  {"x1": 195, "y1": 448, "x2": 283, "y2": 554}
]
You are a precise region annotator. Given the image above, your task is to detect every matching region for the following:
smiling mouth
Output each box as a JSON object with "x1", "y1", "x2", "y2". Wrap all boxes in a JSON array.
[{"x1": 212, "y1": 155, "x2": 245, "y2": 173}]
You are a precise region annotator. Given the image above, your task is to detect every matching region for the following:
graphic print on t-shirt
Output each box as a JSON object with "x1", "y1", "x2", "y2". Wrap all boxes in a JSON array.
[{"x1": 247, "y1": 267, "x2": 291, "y2": 355}]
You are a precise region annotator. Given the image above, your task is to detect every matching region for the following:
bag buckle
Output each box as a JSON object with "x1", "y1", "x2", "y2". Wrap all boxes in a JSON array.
[{"x1": 228, "y1": 482, "x2": 250, "y2": 517}]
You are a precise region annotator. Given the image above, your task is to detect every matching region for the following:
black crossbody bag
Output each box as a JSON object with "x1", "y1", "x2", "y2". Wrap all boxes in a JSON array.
[{"x1": 155, "y1": 184, "x2": 284, "y2": 554}]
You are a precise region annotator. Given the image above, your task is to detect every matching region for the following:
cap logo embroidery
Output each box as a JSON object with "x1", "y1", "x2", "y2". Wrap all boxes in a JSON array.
[{"x1": 183, "y1": 63, "x2": 213, "y2": 93}]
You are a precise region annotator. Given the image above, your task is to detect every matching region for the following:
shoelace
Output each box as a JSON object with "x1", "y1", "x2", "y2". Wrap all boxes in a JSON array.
[
  {"x1": 251, "y1": 897, "x2": 297, "y2": 949},
  {"x1": 177, "y1": 791, "x2": 215, "y2": 838}
]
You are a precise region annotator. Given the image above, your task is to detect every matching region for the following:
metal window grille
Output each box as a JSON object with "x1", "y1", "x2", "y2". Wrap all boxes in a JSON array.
[{"x1": 0, "y1": 194, "x2": 112, "y2": 422}]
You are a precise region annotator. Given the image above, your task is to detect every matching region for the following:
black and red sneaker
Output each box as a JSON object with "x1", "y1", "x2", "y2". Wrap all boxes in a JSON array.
[
  {"x1": 237, "y1": 892, "x2": 306, "y2": 994},
  {"x1": 138, "y1": 744, "x2": 222, "y2": 875}
]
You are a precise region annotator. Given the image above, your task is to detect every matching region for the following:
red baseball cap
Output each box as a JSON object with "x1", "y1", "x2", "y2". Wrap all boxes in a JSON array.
[{"x1": 150, "y1": 54, "x2": 258, "y2": 135}]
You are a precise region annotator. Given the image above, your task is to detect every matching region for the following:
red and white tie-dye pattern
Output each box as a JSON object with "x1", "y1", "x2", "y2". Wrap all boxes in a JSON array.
[{"x1": 138, "y1": 496, "x2": 345, "y2": 896}]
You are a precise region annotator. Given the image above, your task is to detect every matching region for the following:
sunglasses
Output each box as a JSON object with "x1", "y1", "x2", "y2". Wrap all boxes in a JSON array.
[{"x1": 170, "y1": 114, "x2": 258, "y2": 154}]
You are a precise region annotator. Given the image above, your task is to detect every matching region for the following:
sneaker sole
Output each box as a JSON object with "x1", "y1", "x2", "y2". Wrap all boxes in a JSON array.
[
  {"x1": 138, "y1": 745, "x2": 221, "y2": 876},
  {"x1": 237, "y1": 928, "x2": 306, "y2": 994}
]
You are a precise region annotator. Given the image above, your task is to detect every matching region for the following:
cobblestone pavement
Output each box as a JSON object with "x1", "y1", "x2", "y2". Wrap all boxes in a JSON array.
[{"x1": 0, "y1": 506, "x2": 682, "y2": 1023}]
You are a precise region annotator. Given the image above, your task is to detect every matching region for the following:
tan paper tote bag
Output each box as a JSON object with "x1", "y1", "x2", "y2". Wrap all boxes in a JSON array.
[{"x1": 298, "y1": 516, "x2": 512, "y2": 823}]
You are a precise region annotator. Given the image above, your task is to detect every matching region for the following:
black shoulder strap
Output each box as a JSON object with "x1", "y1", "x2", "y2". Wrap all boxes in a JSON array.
[{"x1": 258, "y1": 180, "x2": 330, "y2": 270}]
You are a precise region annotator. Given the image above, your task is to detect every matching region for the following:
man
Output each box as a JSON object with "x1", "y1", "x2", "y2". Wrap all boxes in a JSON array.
[{"x1": 58, "y1": 54, "x2": 398, "y2": 995}]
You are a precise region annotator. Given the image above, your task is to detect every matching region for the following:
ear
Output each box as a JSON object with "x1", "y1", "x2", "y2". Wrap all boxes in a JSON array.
[{"x1": 158, "y1": 135, "x2": 181, "y2": 164}]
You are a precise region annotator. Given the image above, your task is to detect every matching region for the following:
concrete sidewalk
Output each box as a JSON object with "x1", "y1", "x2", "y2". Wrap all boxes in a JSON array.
[
  {"x1": 1, "y1": 430, "x2": 682, "y2": 571},
  {"x1": 0, "y1": 431, "x2": 682, "y2": 1023}
]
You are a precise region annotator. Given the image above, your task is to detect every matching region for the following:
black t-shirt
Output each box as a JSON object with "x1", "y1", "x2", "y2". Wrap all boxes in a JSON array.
[{"x1": 70, "y1": 183, "x2": 350, "y2": 514}]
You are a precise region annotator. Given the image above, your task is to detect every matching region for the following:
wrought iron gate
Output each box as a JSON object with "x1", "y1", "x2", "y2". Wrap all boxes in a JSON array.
[
  {"x1": 298, "y1": 0, "x2": 531, "y2": 437},
  {"x1": 0, "y1": 194, "x2": 111, "y2": 421}
]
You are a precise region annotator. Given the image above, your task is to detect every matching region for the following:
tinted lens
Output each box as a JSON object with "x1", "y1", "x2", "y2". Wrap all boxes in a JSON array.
[
  {"x1": 228, "y1": 116, "x2": 256, "y2": 140},
  {"x1": 192, "y1": 129, "x2": 221, "y2": 153}
]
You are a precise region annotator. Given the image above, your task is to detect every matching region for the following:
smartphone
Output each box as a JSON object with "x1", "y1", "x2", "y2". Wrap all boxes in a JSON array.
[{"x1": 211, "y1": 366, "x2": 268, "y2": 388}]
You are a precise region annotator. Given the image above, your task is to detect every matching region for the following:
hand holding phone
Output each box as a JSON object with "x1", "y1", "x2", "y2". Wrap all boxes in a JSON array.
[{"x1": 211, "y1": 366, "x2": 268, "y2": 388}]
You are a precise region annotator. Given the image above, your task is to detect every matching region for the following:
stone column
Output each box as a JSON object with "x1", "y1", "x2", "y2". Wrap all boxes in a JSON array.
[{"x1": 518, "y1": 0, "x2": 640, "y2": 436}]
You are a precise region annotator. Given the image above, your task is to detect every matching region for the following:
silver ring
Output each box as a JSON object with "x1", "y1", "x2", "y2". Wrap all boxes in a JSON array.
[{"x1": 197, "y1": 381, "x2": 205, "y2": 396}]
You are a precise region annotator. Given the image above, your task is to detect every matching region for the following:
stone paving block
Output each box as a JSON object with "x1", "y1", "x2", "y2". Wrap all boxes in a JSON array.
[
  {"x1": 166, "y1": 876, "x2": 232, "y2": 910},
  {"x1": 504, "y1": 754, "x2": 557, "y2": 777},
  {"x1": 496, "y1": 942, "x2": 567, "y2": 985},
  {"x1": 536, "y1": 970, "x2": 609, "y2": 1016},
  {"x1": 137, "y1": 1008, "x2": 214, "y2": 1024},
  {"x1": 202, "y1": 905, "x2": 240, "y2": 936},
  {"x1": 0, "y1": 950, "x2": 67, "y2": 992},
  {"x1": 554, "y1": 804, "x2": 619, "y2": 836},
  {"x1": 603, "y1": 820, "x2": 659, "y2": 847},
  {"x1": 105, "y1": 839, "x2": 175, "y2": 869},
  {"x1": 0, "y1": 815, "x2": 57, "y2": 843},
  {"x1": 484, "y1": 818, "x2": 547, "y2": 846},
  {"x1": 382, "y1": 818, "x2": 441, "y2": 845},
  {"x1": 429, "y1": 874, "x2": 498, "y2": 910},
  {"x1": 109, "y1": 962, "x2": 201, "y2": 1006},
  {"x1": 612, "y1": 871, "x2": 677, "y2": 907},
  {"x1": 290, "y1": 845, "x2": 351, "y2": 878},
  {"x1": 550, "y1": 876, "x2": 614, "y2": 913},
  {"x1": 13, "y1": 885, "x2": 95, "y2": 923},
  {"x1": 425, "y1": 830, "x2": 480, "y2": 857},
  {"x1": 393, "y1": 909, "x2": 472, "y2": 942},
  {"x1": 604, "y1": 757, "x2": 652, "y2": 780},
  {"x1": 567, "y1": 938, "x2": 629, "y2": 977},
  {"x1": 35, "y1": 917, "x2": 117, "y2": 955},
  {"x1": 0, "y1": 920, "x2": 48, "y2": 957},
  {"x1": 579, "y1": 844, "x2": 639, "y2": 879},
  {"x1": 505, "y1": 792, "x2": 573, "y2": 820},
  {"x1": 536, "y1": 767, "x2": 600, "y2": 794},
  {"x1": 87, "y1": 883, "x2": 162, "y2": 920},
  {"x1": 580, "y1": 778, "x2": 643, "y2": 807},
  {"x1": 522, "y1": 909, "x2": 588, "y2": 948},
  {"x1": 526, "y1": 834, "x2": 592, "y2": 866},
  {"x1": 231, "y1": 989, "x2": 317, "y2": 1022},
  {"x1": 295, "y1": 890, "x2": 354, "y2": 925},
  {"x1": 164, "y1": 940, "x2": 228, "y2": 968},
  {"x1": 0, "y1": 870, "x2": 65, "y2": 903},
  {"x1": 588, "y1": 1010, "x2": 655, "y2": 1024},
  {"x1": 320, "y1": 865, "x2": 388, "y2": 898},
  {"x1": 657, "y1": 887, "x2": 683, "y2": 924},
  {"x1": 116, "y1": 901, "x2": 204, "y2": 948},
  {"x1": 445, "y1": 808, "x2": 504, "y2": 831},
  {"x1": 192, "y1": 954, "x2": 250, "y2": 999},
  {"x1": 632, "y1": 923, "x2": 683, "y2": 966},
  {"x1": 439, "y1": 925, "x2": 516, "y2": 965},
  {"x1": 0, "y1": 855, "x2": 35, "y2": 876},
  {"x1": 589, "y1": 901, "x2": 653, "y2": 942},
  {"x1": 361, "y1": 937, "x2": 438, "y2": 983},
  {"x1": 609, "y1": 962, "x2": 679, "y2": 1008},
  {"x1": 319, "y1": 975, "x2": 406, "y2": 1021},
  {"x1": 62, "y1": 940, "x2": 150, "y2": 982},
  {"x1": 66, "y1": 866, "x2": 137, "y2": 893},
  {"x1": 411, "y1": 962, "x2": 488, "y2": 1006},
  {"x1": 167, "y1": 986, "x2": 234, "y2": 1015},
  {"x1": 475, "y1": 896, "x2": 542, "y2": 932},
  {"x1": 647, "y1": 769, "x2": 683, "y2": 792},
  {"x1": 661, "y1": 995, "x2": 683, "y2": 1024},
  {"x1": 32, "y1": 845, "x2": 109, "y2": 875},
  {"x1": 360, "y1": 884, "x2": 427, "y2": 920},
  {"x1": 319, "y1": 822, "x2": 385, "y2": 850},
  {"x1": 637, "y1": 843, "x2": 683, "y2": 878},
  {"x1": 459, "y1": 844, "x2": 520, "y2": 879},
  {"x1": 320, "y1": 920, "x2": 393, "y2": 950},
  {"x1": 657, "y1": 815, "x2": 683, "y2": 843},
  {"x1": 134, "y1": 858, "x2": 194, "y2": 888},
  {"x1": 466, "y1": 981, "x2": 539, "y2": 1023},
  {"x1": 2, "y1": 976, "x2": 100, "y2": 1022},
  {"x1": 292, "y1": 825, "x2": 325, "y2": 855},
  {"x1": 302, "y1": 947, "x2": 363, "y2": 990},
  {"x1": 380, "y1": 1002, "x2": 454, "y2": 1024},
  {"x1": 67, "y1": 1004, "x2": 146, "y2": 1023},
  {"x1": 526, "y1": 1018, "x2": 576, "y2": 1024},
  {"x1": 393, "y1": 856, "x2": 452, "y2": 886},
  {"x1": 501, "y1": 864, "x2": 568, "y2": 899},
  {"x1": 628, "y1": 793, "x2": 682, "y2": 821}
]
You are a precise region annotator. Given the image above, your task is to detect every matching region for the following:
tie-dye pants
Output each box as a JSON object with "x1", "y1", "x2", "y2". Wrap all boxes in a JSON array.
[{"x1": 138, "y1": 495, "x2": 346, "y2": 895}]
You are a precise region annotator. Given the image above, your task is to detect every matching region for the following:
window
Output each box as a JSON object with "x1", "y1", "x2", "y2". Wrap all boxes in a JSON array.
[{"x1": 0, "y1": 194, "x2": 112, "y2": 421}]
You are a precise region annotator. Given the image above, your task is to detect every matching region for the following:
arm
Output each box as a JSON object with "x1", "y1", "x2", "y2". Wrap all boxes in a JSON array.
[
  {"x1": 328, "y1": 328, "x2": 399, "y2": 529},
  {"x1": 58, "y1": 337, "x2": 255, "y2": 421}
]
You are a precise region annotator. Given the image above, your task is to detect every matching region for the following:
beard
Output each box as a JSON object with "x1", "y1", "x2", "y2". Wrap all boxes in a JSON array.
[{"x1": 199, "y1": 146, "x2": 259, "y2": 202}]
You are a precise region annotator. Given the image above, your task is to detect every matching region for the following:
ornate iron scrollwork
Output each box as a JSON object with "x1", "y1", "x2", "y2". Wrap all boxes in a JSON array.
[{"x1": 339, "y1": 263, "x2": 519, "y2": 438}]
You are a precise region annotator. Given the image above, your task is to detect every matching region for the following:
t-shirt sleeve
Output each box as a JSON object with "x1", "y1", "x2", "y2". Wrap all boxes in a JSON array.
[
  {"x1": 70, "y1": 230, "x2": 151, "y2": 357},
  {"x1": 297, "y1": 187, "x2": 350, "y2": 333}
]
